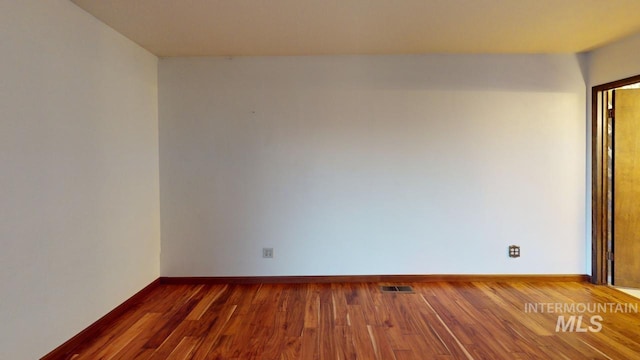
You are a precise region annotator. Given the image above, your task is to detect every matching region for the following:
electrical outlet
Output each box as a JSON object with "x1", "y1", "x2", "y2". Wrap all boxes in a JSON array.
[
  {"x1": 262, "y1": 248, "x2": 274, "y2": 258},
  {"x1": 509, "y1": 245, "x2": 520, "y2": 258}
]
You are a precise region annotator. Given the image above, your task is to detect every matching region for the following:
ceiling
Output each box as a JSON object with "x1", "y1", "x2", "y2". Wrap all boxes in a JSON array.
[{"x1": 71, "y1": 0, "x2": 640, "y2": 57}]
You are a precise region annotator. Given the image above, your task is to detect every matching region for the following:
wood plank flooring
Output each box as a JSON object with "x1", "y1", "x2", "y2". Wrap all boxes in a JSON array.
[{"x1": 57, "y1": 281, "x2": 640, "y2": 359}]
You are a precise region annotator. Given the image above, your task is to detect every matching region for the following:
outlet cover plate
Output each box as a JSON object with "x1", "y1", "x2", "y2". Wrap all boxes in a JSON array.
[{"x1": 509, "y1": 245, "x2": 520, "y2": 258}]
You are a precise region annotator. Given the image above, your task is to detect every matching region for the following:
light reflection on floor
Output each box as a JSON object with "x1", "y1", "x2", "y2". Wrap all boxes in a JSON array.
[{"x1": 615, "y1": 287, "x2": 640, "y2": 300}]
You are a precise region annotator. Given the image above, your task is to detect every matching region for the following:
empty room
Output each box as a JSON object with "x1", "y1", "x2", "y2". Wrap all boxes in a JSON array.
[{"x1": 3, "y1": 0, "x2": 640, "y2": 359}]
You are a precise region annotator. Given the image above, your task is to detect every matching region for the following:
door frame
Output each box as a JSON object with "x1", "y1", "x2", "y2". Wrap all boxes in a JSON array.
[{"x1": 591, "y1": 74, "x2": 640, "y2": 284}]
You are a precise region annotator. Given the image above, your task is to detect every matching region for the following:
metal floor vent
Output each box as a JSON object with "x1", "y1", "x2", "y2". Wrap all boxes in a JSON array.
[{"x1": 380, "y1": 285, "x2": 414, "y2": 293}]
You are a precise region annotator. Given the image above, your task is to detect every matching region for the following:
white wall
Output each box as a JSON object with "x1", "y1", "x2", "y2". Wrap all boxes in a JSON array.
[
  {"x1": 589, "y1": 31, "x2": 640, "y2": 86},
  {"x1": 0, "y1": 1, "x2": 160, "y2": 358},
  {"x1": 159, "y1": 54, "x2": 587, "y2": 277}
]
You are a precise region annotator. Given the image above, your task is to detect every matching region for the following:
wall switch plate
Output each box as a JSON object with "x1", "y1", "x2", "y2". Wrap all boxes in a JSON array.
[
  {"x1": 262, "y1": 248, "x2": 274, "y2": 258},
  {"x1": 509, "y1": 245, "x2": 520, "y2": 258}
]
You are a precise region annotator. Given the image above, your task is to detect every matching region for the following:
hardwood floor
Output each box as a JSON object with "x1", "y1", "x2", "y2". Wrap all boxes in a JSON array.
[{"x1": 57, "y1": 281, "x2": 640, "y2": 359}]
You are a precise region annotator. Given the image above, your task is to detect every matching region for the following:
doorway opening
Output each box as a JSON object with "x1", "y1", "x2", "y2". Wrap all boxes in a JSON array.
[{"x1": 592, "y1": 74, "x2": 640, "y2": 287}]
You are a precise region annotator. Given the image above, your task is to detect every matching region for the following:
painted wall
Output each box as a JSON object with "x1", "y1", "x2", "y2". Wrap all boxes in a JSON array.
[
  {"x1": 0, "y1": 1, "x2": 160, "y2": 358},
  {"x1": 589, "y1": 31, "x2": 640, "y2": 86},
  {"x1": 159, "y1": 54, "x2": 587, "y2": 277}
]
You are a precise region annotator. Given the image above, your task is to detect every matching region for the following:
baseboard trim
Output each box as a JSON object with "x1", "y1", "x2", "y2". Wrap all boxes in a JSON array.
[
  {"x1": 160, "y1": 274, "x2": 590, "y2": 285},
  {"x1": 41, "y1": 278, "x2": 161, "y2": 360}
]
